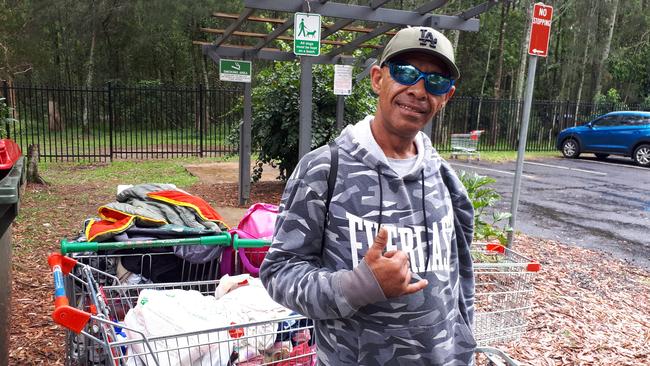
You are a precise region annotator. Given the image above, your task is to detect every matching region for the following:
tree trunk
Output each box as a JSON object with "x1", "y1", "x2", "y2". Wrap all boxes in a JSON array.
[
  {"x1": 592, "y1": 0, "x2": 619, "y2": 101},
  {"x1": 476, "y1": 39, "x2": 494, "y2": 131},
  {"x1": 493, "y1": 3, "x2": 510, "y2": 99},
  {"x1": 82, "y1": 24, "x2": 97, "y2": 132},
  {"x1": 559, "y1": 22, "x2": 578, "y2": 101},
  {"x1": 516, "y1": 1, "x2": 533, "y2": 102},
  {"x1": 575, "y1": 5, "x2": 597, "y2": 123},
  {"x1": 26, "y1": 145, "x2": 47, "y2": 185},
  {"x1": 489, "y1": 2, "x2": 510, "y2": 146},
  {"x1": 48, "y1": 99, "x2": 62, "y2": 131},
  {"x1": 450, "y1": 30, "x2": 460, "y2": 51},
  {"x1": 201, "y1": 55, "x2": 210, "y2": 133}
]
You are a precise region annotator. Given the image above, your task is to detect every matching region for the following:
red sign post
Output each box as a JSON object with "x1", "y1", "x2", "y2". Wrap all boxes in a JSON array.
[
  {"x1": 509, "y1": 3, "x2": 554, "y2": 247},
  {"x1": 528, "y1": 3, "x2": 553, "y2": 57}
]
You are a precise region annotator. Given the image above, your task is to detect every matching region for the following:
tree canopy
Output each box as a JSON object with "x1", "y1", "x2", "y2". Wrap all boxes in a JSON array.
[{"x1": 1, "y1": 0, "x2": 648, "y2": 103}]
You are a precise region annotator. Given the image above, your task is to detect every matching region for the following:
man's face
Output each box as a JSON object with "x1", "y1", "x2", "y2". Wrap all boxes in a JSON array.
[{"x1": 370, "y1": 52, "x2": 455, "y2": 140}]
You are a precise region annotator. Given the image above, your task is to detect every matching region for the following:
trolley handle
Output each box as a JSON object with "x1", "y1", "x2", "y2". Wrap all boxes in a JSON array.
[
  {"x1": 477, "y1": 241, "x2": 542, "y2": 272},
  {"x1": 47, "y1": 253, "x2": 92, "y2": 333},
  {"x1": 60, "y1": 232, "x2": 232, "y2": 254},
  {"x1": 232, "y1": 234, "x2": 271, "y2": 249}
]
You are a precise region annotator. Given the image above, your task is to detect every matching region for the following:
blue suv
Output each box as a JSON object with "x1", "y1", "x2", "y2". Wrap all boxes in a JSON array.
[{"x1": 556, "y1": 111, "x2": 650, "y2": 167}]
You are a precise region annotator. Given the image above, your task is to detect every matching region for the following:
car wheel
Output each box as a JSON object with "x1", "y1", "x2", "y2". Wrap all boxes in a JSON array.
[
  {"x1": 594, "y1": 153, "x2": 609, "y2": 160},
  {"x1": 633, "y1": 144, "x2": 650, "y2": 167},
  {"x1": 561, "y1": 139, "x2": 580, "y2": 158}
]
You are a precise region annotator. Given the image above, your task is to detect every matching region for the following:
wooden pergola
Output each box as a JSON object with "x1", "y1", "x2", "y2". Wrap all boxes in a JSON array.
[{"x1": 194, "y1": 0, "x2": 504, "y2": 205}]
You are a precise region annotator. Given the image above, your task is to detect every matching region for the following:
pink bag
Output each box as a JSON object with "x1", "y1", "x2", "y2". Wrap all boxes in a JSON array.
[
  {"x1": 220, "y1": 203, "x2": 278, "y2": 277},
  {"x1": 231, "y1": 203, "x2": 279, "y2": 240}
]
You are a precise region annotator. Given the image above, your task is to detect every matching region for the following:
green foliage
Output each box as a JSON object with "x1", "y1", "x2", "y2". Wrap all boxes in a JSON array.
[
  {"x1": 644, "y1": 95, "x2": 650, "y2": 107},
  {"x1": 594, "y1": 88, "x2": 622, "y2": 104},
  {"x1": 593, "y1": 88, "x2": 628, "y2": 115},
  {"x1": 233, "y1": 61, "x2": 375, "y2": 181},
  {"x1": 0, "y1": 98, "x2": 16, "y2": 138},
  {"x1": 457, "y1": 170, "x2": 512, "y2": 245}
]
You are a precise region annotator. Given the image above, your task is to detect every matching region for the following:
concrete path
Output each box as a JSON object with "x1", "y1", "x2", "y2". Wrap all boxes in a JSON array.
[
  {"x1": 184, "y1": 161, "x2": 281, "y2": 226},
  {"x1": 184, "y1": 161, "x2": 280, "y2": 185}
]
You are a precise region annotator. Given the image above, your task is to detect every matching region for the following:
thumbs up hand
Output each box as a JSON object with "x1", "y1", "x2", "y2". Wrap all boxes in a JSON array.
[{"x1": 364, "y1": 227, "x2": 428, "y2": 298}]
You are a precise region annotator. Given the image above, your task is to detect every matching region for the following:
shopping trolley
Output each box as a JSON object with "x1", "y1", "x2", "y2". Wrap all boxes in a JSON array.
[
  {"x1": 54, "y1": 233, "x2": 283, "y2": 365},
  {"x1": 472, "y1": 241, "x2": 541, "y2": 346},
  {"x1": 450, "y1": 130, "x2": 483, "y2": 160},
  {"x1": 50, "y1": 250, "x2": 316, "y2": 366},
  {"x1": 49, "y1": 236, "x2": 530, "y2": 365}
]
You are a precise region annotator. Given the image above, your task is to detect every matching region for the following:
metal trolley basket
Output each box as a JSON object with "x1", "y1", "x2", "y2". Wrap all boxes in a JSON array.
[
  {"x1": 471, "y1": 241, "x2": 541, "y2": 347},
  {"x1": 450, "y1": 130, "x2": 483, "y2": 160},
  {"x1": 49, "y1": 236, "x2": 534, "y2": 365},
  {"x1": 51, "y1": 234, "x2": 313, "y2": 366}
]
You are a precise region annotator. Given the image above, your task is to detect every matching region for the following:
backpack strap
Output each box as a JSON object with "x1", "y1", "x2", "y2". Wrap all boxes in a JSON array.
[
  {"x1": 321, "y1": 141, "x2": 338, "y2": 254},
  {"x1": 325, "y1": 141, "x2": 338, "y2": 212}
]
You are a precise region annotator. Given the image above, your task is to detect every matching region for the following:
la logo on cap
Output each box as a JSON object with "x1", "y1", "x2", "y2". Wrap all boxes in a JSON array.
[{"x1": 418, "y1": 29, "x2": 437, "y2": 48}]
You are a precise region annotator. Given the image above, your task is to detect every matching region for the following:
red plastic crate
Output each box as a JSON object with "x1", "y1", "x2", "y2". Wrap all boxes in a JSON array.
[{"x1": 0, "y1": 139, "x2": 21, "y2": 170}]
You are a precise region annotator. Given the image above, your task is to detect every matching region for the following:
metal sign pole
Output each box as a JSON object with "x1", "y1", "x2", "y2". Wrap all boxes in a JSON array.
[
  {"x1": 299, "y1": 58, "x2": 313, "y2": 158},
  {"x1": 507, "y1": 55, "x2": 538, "y2": 248},
  {"x1": 239, "y1": 81, "x2": 252, "y2": 206}
]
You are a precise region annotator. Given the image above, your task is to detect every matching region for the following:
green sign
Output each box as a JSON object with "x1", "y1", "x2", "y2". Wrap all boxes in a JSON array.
[
  {"x1": 294, "y1": 13, "x2": 321, "y2": 56},
  {"x1": 219, "y1": 59, "x2": 252, "y2": 83}
]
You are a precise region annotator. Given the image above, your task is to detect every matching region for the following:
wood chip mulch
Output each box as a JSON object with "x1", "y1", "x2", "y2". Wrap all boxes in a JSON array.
[
  {"x1": 8, "y1": 182, "x2": 650, "y2": 365},
  {"x1": 502, "y1": 235, "x2": 650, "y2": 365}
]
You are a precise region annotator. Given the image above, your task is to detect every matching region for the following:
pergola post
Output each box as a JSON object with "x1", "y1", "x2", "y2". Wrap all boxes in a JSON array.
[
  {"x1": 299, "y1": 58, "x2": 313, "y2": 159},
  {"x1": 336, "y1": 95, "x2": 345, "y2": 130},
  {"x1": 239, "y1": 82, "x2": 252, "y2": 206}
]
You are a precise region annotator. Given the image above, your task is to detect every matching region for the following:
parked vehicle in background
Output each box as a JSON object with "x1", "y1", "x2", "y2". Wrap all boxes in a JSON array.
[{"x1": 556, "y1": 111, "x2": 650, "y2": 167}]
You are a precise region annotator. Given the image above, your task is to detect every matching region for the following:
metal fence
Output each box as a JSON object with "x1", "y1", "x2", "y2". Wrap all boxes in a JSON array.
[
  {"x1": 2, "y1": 81, "x2": 243, "y2": 161},
  {"x1": 2, "y1": 81, "x2": 648, "y2": 161},
  {"x1": 432, "y1": 96, "x2": 650, "y2": 152}
]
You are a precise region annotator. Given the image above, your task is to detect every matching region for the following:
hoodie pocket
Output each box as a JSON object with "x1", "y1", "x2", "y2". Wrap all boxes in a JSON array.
[{"x1": 357, "y1": 314, "x2": 476, "y2": 365}]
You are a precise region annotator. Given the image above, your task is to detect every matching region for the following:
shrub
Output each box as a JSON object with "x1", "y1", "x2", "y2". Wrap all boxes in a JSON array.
[
  {"x1": 0, "y1": 98, "x2": 15, "y2": 138},
  {"x1": 457, "y1": 170, "x2": 513, "y2": 245},
  {"x1": 230, "y1": 61, "x2": 375, "y2": 181}
]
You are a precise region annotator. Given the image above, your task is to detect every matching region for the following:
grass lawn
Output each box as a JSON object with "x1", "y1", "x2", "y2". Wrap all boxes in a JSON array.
[{"x1": 440, "y1": 150, "x2": 562, "y2": 162}]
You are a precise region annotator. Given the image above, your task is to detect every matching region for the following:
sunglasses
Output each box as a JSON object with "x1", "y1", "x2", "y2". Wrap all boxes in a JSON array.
[{"x1": 386, "y1": 62, "x2": 455, "y2": 96}]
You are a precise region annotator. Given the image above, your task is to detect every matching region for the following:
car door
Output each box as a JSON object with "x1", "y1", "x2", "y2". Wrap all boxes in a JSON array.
[
  {"x1": 580, "y1": 115, "x2": 618, "y2": 152},
  {"x1": 603, "y1": 115, "x2": 641, "y2": 153},
  {"x1": 629, "y1": 115, "x2": 650, "y2": 153}
]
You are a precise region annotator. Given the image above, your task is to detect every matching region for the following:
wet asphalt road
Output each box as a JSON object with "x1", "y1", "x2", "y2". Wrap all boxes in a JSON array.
[{"x1": 449, "y1": 155, "x2": 650, "y2": 270}]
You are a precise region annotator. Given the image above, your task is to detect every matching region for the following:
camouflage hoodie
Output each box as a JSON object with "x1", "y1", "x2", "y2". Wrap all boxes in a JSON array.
[{"x1": 260, "y1": 118, "x2": 476, "y2": 365}]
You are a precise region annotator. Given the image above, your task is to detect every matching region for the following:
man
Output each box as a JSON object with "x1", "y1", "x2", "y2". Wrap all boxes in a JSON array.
[{"x1": 260, "y1": 26, "x2": 476, "y2": 365}]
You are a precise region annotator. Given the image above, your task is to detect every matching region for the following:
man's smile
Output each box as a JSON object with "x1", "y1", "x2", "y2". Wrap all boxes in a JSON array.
[{"x1": 395, "y1": 99, "x2": 429, "y2": 115}]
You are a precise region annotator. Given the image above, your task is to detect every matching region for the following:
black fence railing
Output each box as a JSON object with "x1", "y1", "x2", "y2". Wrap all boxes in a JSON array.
[
  {"x1": 2, "y1": 81, "x2": 648, "y2": 161},
  {"x1": 2, "y1": 82, "x2": 243, "y2": 161},
  {"x1": 432, "y1": 96, "x2": 650, "y2": 152}
]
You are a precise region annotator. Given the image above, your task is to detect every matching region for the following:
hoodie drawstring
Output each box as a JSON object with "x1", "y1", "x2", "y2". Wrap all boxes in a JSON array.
[
  {"x1": 421, "y1": 169, "x2": 431, "y2": 273},
  {"x1": 376, "y1": 167, "x2": 383, "y2": 228},
  {"x1": 375, "y1": 168, "x2": 431, "y2": 274}
]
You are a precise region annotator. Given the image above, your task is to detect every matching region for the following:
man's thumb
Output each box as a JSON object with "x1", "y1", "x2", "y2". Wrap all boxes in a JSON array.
[{"x1": 369, "y1": 227, "x2": 388, "y2": 255}]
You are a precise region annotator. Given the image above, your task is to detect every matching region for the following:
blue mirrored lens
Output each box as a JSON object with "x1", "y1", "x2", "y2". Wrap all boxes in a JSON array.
[
  {"x1": 388, "y1": 62, "x2": 453, "y2": 96},
  {"x1": 425, "y1": 74, "x2": 452, "y2": 94},
  {"x1": 392, "y1": 64, "x2": 420, "y2": 84}
]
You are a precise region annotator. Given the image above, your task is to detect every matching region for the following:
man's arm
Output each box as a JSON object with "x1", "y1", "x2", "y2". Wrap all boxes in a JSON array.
[
  {"x1": 259, "y1": 148, "x2": 386, "y2": 320},
  {"x1": 440, "y1": 161, "x2": 476, "y2": 328}
]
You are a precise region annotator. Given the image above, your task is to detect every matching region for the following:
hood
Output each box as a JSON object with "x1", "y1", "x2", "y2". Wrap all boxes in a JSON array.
[
  {"x1": 562, "y1": 124, "x2": 592, "y2": 133},
  {"x1": 337, "y1": 116, "x2": 443, "y2": 181}
]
